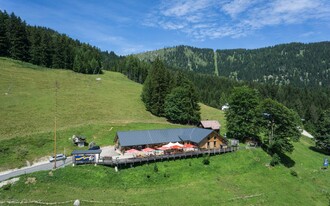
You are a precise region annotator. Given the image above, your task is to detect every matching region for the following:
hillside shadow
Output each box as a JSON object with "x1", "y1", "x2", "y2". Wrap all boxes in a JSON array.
[
  {"x1": 278, "y1": 153, "x2": 295, "y2": 168},
  {"x1": 309, "y1": 146, "x2": 330, "y2": 155}
]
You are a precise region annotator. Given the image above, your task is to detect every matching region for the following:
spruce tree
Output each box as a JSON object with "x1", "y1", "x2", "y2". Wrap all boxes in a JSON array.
[
  {"x1": 0, "y1": 10, "x2": 9, "y2": 56},
  {"x1": 315, "y1": 110, "x2": 330, "y2": 154},
  {"x1": 141, "y1": 58, "x2": 172, "y2": 116},
  {"x1": 7, "y1": 13, "x2": 29, "y2": 61}
]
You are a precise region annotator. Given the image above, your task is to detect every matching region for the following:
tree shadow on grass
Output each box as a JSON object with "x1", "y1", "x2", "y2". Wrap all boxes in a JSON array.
[
  {"x1": 309, "y1": 146, "x2": 330, "y2": 155},
  {"x1": 261, "y1": 144, "x2": 296, "y2": 168},
  {"x1": 278, "y1": 152, "x2": 295, "y2": 168}
]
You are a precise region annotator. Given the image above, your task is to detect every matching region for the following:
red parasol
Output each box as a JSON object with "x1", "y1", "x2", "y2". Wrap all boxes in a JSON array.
[
  {"x1": 142, "y1": 147, "x2": 155, "y2": 152},
  {"x1": 157, "y1": 146, "x2": 171, "y2": 150},
  {"x1": 183, "y1": 143, "x2": 196, "y2": 148},
  {"x1": 125, "y1": 149, "x2": 140, "y2": 153},
  {"x1": 171, "y1": 145, "x2": 183, "y2": 149}
]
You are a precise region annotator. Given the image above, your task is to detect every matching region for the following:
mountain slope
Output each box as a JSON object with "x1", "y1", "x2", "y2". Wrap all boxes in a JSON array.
[
  {"x1": 217, "y1": 42, "x2": 330, "y2": 87},
  {"x1": 135, "y1": 45, "x2": 215, "y2": 74},
  {"x1": 135, "y1": 42, "x2": 330, "y2": 88}
]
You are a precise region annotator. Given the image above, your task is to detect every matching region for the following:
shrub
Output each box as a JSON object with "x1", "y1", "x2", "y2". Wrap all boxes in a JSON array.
[
  {"x1": 270, "y1": 153, "x2": 280, "y2": 166},
  {"x1": 290, "y1": 170, "x2": 298, "y2": 177},
  {"x1": 203, "y1": 155, "x2": 210, "y2": 165},
  {"x1": 2, "y1": 183, "x2": 11, "y2": 191},
  {"x1": 154, "y1": 164, "x2": 158, "y2": 173}
]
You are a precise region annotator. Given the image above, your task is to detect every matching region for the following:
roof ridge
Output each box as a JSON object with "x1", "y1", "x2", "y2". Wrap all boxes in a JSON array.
[
  {"x1": 148, "y1": 130, "x2": 153, "y2": 144},
  {"x1": 189, "y1": 128, "x2": 195, "y2": 140}
]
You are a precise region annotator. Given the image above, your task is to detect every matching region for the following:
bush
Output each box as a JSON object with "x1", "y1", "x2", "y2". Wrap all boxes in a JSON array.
[
  {"x1": 290, "y1": 170, "x2": 298, "y2": 177},
  {"x1": 270, "y1": 154, "x2": 280, "y2": 166},
  {"x1": 154, "y1": 164, "x2": 158, "y2": 173},
  {"x1": 2, "y1": 183, "x2": 11, "y2": 191},
  {"x1": 202, "y1": 155, "x2": 210, "y2": 165}
]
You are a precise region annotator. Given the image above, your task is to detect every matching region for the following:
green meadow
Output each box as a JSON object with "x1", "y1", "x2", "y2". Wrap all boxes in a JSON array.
[
  {"x1": 0, "y1": 57, "x2": 225, "y2": 170},
  {"x1": 0, "y1": 137, "x2": 329, "y2": 205}
]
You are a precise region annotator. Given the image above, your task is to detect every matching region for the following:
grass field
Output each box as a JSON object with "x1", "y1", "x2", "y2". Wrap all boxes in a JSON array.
[
  {"x1": 0, "y1": 57, "x2": 226, "y2": 170},
  {"x1": 0, "y1": 137, "x2": 328, "y2": 205}
]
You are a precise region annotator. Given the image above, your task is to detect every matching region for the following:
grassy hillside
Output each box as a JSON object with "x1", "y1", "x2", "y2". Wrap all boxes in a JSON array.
[
  {"x1": 1, "y1": 137, "x2": 328, "y2": 205},
  {"x1": 0, "y1": 58, "x2": 226, "y2": 170},
  {"x1": 0, "y1": 57, "x2": 166, "y2": 139}
]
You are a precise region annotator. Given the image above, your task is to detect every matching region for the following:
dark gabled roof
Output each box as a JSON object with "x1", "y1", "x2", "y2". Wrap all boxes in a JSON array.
[
  {"x1": 71, "y1": 150, "x2": 102, "y2": 155},
  {"x1": 117, "y1": 128, "x2": 214, "y2": 147}
]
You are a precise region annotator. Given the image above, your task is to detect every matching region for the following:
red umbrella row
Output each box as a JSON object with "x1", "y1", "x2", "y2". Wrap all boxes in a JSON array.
[{"x1": 126, "y1": 143, "x2": 196, "y2": 153}]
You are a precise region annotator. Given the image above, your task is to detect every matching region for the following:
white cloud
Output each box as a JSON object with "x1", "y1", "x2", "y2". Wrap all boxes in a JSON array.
[
  {"x1": 300, "y1": 31, "x2": 316, "y2": 37},
  {"x1": 272, "y1": 0, "x2": 319, "y2": 13},
  {"x1": 144, "y1": 0, "x2": 330, "y2": 40},
  {"x1": 221, "y1": 0, "x2": 257, "y2": 18},
  {"x1": 161, "y1": 0, "x2": 211, "y2": 17}
]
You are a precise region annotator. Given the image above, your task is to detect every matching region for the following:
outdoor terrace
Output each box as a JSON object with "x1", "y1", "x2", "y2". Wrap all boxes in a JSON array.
[{"x1": 98, "y1": 146, "x2": 238, "y2": 168}]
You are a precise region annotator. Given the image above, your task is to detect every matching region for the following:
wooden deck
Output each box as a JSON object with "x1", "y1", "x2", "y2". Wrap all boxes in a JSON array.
[{"x1": 98, "y1": 147, "x2": 238, "y2": 167}]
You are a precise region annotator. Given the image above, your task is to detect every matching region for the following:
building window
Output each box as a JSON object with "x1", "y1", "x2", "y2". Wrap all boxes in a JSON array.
[
  {"x1": 214, "y1": 141, "x2": 217, "y2": 147},
  {"x1": 207, "y1": 142, "x2": 210, "y2": 148}
]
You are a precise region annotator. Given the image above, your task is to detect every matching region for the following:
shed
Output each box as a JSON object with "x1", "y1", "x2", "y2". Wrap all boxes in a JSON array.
[
  {"x1": 72, "y1": 135, "x2": 87, "y2": 147},
  {"x1": 71, "y1": 150, "x2": 102, "y2": 164},
  {"x1": 198, "y1": 120, "x2": 221, "y2": 133}
]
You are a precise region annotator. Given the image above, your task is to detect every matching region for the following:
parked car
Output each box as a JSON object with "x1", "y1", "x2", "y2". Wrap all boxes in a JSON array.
[
  {"x1": 49, "y1": 154, "x2": 67, "y2": 162},
  {"x1": 89, "y1": 145, "x2": 100, "y2": 150}
]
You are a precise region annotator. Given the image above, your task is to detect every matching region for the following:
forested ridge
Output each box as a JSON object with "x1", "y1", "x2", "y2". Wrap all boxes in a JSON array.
[
  {"x1": 135, "y1": 45, "x2": 215, "y2": 74},
  {"x1": 216, "y1": 42, "x2": 330, "y2": 87},
  {"x1": 0, "y1": 10, "x2": 102, "y2": 74},
  {"x1": 136, "y1": 42, "x2": 330, "y2": 88}
]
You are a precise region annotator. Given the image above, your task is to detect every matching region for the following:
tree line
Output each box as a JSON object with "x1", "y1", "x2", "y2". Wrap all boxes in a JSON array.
[
  {"x1": 0, "y1": 10, "x2": 102, "y2": 74},
  {"x1": 186, "y1": 71, "x2": 330, "y2": 134}
]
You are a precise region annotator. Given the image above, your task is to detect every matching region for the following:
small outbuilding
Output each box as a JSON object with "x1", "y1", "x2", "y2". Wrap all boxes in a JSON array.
[
  {"x1": 71, "y1": 150, "x2": 102, "y2": 165},
  {"x1": 72, "y1": 135, "x2": 87, "y2": 147},
  {"x1": 198, "y1": 120, "x2": 221, "y2": 133}
]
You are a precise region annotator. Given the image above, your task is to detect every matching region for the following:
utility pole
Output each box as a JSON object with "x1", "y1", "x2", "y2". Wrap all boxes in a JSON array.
[
  {"x1": 270, "y1": 119, "x2": 274, "y2": 145},
  {"x1": 53, "y1": 81, "x2": 59, "y2": 169},
  {"x1": 263, "y1": 112, "x2": 274, "y2": 145}
]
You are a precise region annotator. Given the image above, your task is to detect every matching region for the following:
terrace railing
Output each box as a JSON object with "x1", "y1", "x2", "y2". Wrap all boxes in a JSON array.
[{"x1": 98, "y1": 146, "x2": 238, "y2": 167}]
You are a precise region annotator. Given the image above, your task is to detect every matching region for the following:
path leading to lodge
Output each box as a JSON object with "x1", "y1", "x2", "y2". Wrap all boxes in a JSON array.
[{"x1": 0, "y1": 158, "x2": 72, "y2": 182}]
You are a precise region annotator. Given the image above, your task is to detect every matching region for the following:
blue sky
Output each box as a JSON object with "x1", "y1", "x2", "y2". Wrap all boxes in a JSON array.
[{"x1": 1, "y1": 0, "x2": 330, "y2": 55}]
